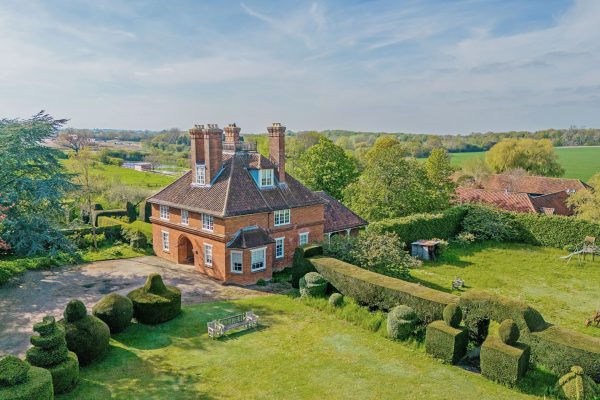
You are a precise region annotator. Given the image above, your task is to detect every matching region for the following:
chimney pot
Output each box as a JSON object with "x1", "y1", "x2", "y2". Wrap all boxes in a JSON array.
[
  {"x1": 267, "y1": 122, "x2": 286, "y2": 184},
  {"x1": 224, "y1": 123, "x2": 241, "y2": 143}
]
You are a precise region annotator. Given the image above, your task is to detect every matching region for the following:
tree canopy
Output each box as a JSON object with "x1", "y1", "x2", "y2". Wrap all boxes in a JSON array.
[
  {"x1": 485, "y1": 138, "x2": 564, "y2": 177},
  {"x1": 567, "y1": 172, "x2": 600, "y2": 223},
  {"x1": 0, "y1": 112, "x2": 75, "y2": 255}
]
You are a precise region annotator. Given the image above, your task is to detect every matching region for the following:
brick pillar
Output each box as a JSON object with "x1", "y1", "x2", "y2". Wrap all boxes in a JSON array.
[
  {"x1": 189, "y1": 125, "x2": 205, "y2": 182},
  {"x1": 204, "y1": 124, "x2": 223, "y2": 184},
  {"x1": 224, "y1": 123, "x2": 241, "y2": 143},
  {"x1": 267, "y1": 122, "x2": 286, "y2": 183}
]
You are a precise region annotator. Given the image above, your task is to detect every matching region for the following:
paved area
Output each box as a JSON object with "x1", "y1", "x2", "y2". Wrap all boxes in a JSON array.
[{"x1": 0, "y1": 256, "x2": 280, "y2": 356}]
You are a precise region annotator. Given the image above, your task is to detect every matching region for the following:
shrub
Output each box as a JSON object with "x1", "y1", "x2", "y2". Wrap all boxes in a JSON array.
[
  {"x1": 461, "y1": 205, "x2": 521, "y2": 242},
  {"x1": 291, "y1": 245, "x2": 323, "y2": 288},
  {"x1": 323, "y1": 235, "x2": 358, "y2": 264},
  {"x1": 309, "y1": 256, "x2": 457, "y2": 324},
  {"x1": 92, "y1": 293, "x2": 133, "y2": 333},
  {"x1": 256, "y1": 279, "x2": 267, "y2": 286},
  {"x1": 127, "y1": 274, "x2": 181, "y2": 324},
  {"x1": 351, "y1": 231, "x2": 420, "y2": 279},
  {"x1": 454, "y1": 232, "x2": 476, "y2": 246},
  {"x1": 0, "y1": 355, "x2": 53, "y2": 400},
  {"x1": 425, "y1": 320, "x2": 468, "y2": 364},
  {"x1": 387, "y1": 305, "x2": 418, "y2": 340},
  {"x1": 58, "y1": 300, "x2": 110, "y2": 366},
  {"x1": 480, "y1": 336, "x2": 530, "y2": 385},
  {"x1": 556, "y1": 366, "x2": 599, "y2": 400},
  {"x1": 26, "y1": 315, "x2": 79, "y2": 394},
  {"x1": 443, "y1": 303, "x2": 463, "y2": 328},
  {"x1": 328, "y1": 293, "x2": 344, "y2": 307},
  {"x1": 299, "y1": 272, "x2": 328, "y2": 298},
  {"x1": 499, "y1": 319, "x2": 520, "y2": 345}
]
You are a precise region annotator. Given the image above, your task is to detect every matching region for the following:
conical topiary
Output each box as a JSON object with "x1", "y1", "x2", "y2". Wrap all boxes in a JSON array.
[
  {"x1": 387, "y1": 305, "x2": 419, "y2": 340},
  {"x1": 58, "y1": 300, "x2": 110, "y2": 366},
  {"x1": 26, "y1": 315, "x2": 79, "y2": 394},
  {"x1": 0, "y1": 355, "x2": 53, "y2": 400},
  {"x1": 127, "y1": 274, "x2": 181, "y2": 324},
  {"x1": 556, "y1": 366, "x2": 599, "y2": 400}
]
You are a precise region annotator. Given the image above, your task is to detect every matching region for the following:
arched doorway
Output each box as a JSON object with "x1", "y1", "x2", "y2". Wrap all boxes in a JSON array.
[{"x1": 177, "y1": 235, "x2": 195, "y2": 265}]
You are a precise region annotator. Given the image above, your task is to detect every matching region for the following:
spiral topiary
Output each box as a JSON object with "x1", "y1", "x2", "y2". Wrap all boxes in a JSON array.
[
  {"x1": 498, "y1": 319, "x2": 520, "y2": 345},
  {"x1": 556, "y1": 366, "x2": 599, "y2": 400},
  {"x1": 127, "y1": 274, "x2": 181, "y2": 324},
  {"x1": 387, "y1": 305, "x2": 418, "y2": 340},
  {"x1": 92, "y1": 292, "x2": 133, "y2": 333},
  {"x1": 0, "y1": 355, "x2": 53, "y2": 400},
  {"x1": 299, "y1": 272, "x2": 328, "y2": 298},
  {"x1": 26, "y1": 315, "x2": 79, "y2": 394},
  {"x1": 442, "y1": 303, "x2": 463, "y2": 328},
  {"x1": 328, "y1": 293, "x2": 344, "y2": 307},
  {"x1": 59, "y1": 300, "x2": 110, "y2": 366}
]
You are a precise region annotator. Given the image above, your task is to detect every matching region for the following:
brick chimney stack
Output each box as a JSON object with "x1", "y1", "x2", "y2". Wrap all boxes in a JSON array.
[
  {"x1": 268, "y1": 122, "x2": 286, "y2": 184},
  {"x1": 189, "y1": 125, "x2": 205, "y2": 181},
  {"x1": 204, "y1": 124, "x2": 223, "y2": 184},
  {"x1": 224, "y1": 123, "x2": 241, "y2": 143}
]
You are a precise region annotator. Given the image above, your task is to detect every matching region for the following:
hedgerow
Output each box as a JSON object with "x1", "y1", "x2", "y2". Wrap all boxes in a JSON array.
[
  {"x1": 480, "y1": 336, "x2": 530, "y2": 385},
  {"x1": 425, "y1": 320, "x2": 468, "y2": 364}
]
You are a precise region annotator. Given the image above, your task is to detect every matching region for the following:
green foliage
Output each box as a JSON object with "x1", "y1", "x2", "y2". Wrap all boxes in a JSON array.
[
  {"x1": 485, "y1": 138, "x2": 564, "y2": 177},
  {"x1": 443, "y1": 303, "x2": 463, "y2": 328},
  {"x1": 59, "y1": 300, "x2": 110, "y2": 366},
  {"x1": 351, "y1": 231, "x2": 420, "y2": 279},
  {"x1": 0, "y1": 112, "x2": 76, "y2": 256},
  {"x1": 328, "y1": 293, "x2": 344, "y2": 307},
  {"x1": 299, "y1": 272, "x2": 328, "y2": 298},
  {"x1": 425, "y1": 320, "x2": 468, "y2": 364},
  {"x1": 97, "y1": 216, "x2": 153, "y2": 245},
  {"x1": 369, "y1": 206, "x2": 467, "y2": 246},
  {"x1": 47, "y1": 351, "x2": 79, "y2": 395},
  {"x1": 424, "y1": 148, "x2": 456, "y2": 210},
  {"x1": 387, "y1": 305, "x2": 418, "y2": 340},
  {"x1": 461, "y1": 205, "x2": 521, "y2": 241},
  {"x1": 499, "y1": 319, "x2": 520, "y2": 345},
  {"x1": 256, "y1": 278, "x2": 267, "y2": 286},
  {"x1": 0, "y1": 355, "x2": 29, "y2": 386},
  {"x1": 0, "y1": 361, "x2": 53, "y2": 400},
  {"x1": 556, "y1": 366, "x2": 600, "y2": 400},
  {"x1": 567, "y1": 173, "x2": 600, "y2": 223},
  {"x1": 309, "y1": 256, "x2": 457, "y2": 324},
  {"x1": 92, "y1": 293, "x2": 133, "y2": 333},
  {"x1": 127, "y1": 274, "x2": 182, "y2": 324},
  {"x1": 290, "y1": 245, "x2": 323, "y2": 288},
  {"x1": 481, "y1": 336, "x2": 530, "y2": 385}
]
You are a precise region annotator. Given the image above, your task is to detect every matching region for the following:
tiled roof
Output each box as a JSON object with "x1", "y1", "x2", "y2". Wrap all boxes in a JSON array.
[
  {"x1": 227, "y1": 226, "x2": 275, "y2": 249},
  {"x1": 455, "y1": 187, "x2": 537, "y2": 213},
  {"x1": 147, "y1": 152, "x2": 324, "y2": 217},
  {"x1": 530, "y1": 191, "x2": 574, "y2": 216},
  {"x1": 315, "y1": 191, "x2": 368, "y2": 233},
  {"x1": 480, "y1": 174, "x2": 588, "y2": 195}
]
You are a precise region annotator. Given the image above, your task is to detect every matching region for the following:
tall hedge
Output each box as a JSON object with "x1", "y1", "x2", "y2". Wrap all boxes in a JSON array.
[
  {"x1": 369, "y1": 206, "x2": 467, "y2": 246},
  {"x1": 291, "y1": 245, "x2": 323, "y2": 288}
]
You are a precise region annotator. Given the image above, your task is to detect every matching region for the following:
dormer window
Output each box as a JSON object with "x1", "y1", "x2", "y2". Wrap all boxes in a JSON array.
[
  {"x1": 259, "y1": 169, "x2": 274, "y2": 188},
  {"x1": 195, "y1": 164, "x2": 206, "y2": 185}
]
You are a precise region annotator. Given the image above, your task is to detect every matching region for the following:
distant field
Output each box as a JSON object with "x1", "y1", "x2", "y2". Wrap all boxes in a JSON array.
[{"x1": 450, "y1": 146, "x2": 600, "y2": 182}]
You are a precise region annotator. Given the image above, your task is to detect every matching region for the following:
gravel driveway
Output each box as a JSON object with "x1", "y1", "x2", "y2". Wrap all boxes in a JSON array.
[{"x1": 0, "y1": 256, "x2": 278, "y2": 356}]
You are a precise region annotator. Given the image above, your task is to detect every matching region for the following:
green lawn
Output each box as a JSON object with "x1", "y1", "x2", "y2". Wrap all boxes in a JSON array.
[
  {"x1": 58, "y1": 295, "x2": 548, "y2": 400},
  {"x1": 449, "y1": 146, "x2": 600, "y2": 182},
  {"x1": 411, "y1": 242, "x2": 600, "y2": 339}
]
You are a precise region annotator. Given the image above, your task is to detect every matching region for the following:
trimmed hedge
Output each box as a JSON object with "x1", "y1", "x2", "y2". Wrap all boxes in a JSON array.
[
  {"x1": 127, "y1": 274, "x2": 181, "y2": 324},
  {"x1": 328, "y1": 293, "x2": 344, "y2": 307},
  {"x1": 556, "y1": 366, "x2": 599, "y2": 400},
  {"x1": 58, "y1": 300, "x2": 110, "y2": 366},
  {"x1": 62, "y1": 225, "x2": 123, "y2": 243},
  {"x1": 387, "y1": 305, "x2": 418, "y2": 340},
  {"x1": 443, "y1": 303, "x2": 463, "y2": 328},
  {"x1": 425, "y1": 320, "x2": 468, "y2": 364},
  {"x1": 480, "y1": 336, "x2": 530, "y2": 385},
  {"x1": 299, "y1": 272, "x2": 328, "y2": 298},
  {"x1": 499, "y1": 319, "x2": 520, "y2": 345},
  {"x1": 92, "y1": 293, "x2": 133, "y2": 333},
  {"x1": 369, "y1": 206, "x2": 468, "y2": 246},
  {"x1": 291, "y1": 245, "x2": 323, "y2": 288},
  {"x1": 97, "y1": 216, "x2": 153, "y2": 245},
  {"x1": 309, "y1": 256, "x2": 457, "y2": 323},
  {"x1": 0, "y1": 356, "x2": 54, "y2": 400},
  {"x1": 91, "y1": 208, "x2": 129, "y2": 226}
]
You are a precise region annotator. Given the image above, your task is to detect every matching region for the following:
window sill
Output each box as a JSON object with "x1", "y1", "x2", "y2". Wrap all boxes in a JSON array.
[
  {"x1": 202, "y1": 229, "x2": 214, "y2": 233},
  {"x1": 251, "y1": 268, "x2": 266, "y2": 273},
  {"x1": 230, "y1": 270, "x2": 243, "y2": 274}
]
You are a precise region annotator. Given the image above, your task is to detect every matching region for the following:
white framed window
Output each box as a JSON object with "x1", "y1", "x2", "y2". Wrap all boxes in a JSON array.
[
  {"x1": 230, "y1": 251, "x2": 243, "y2": 274},
  {"x1": 275, "y1": 237, "x2": 285, "y2": 259},
  {"x1": 259, "y1": 169, "x2": 274, "y2": 187},
  {"x1": 202, "y1": 214, "x2": 214, "y2": 232},
  {"x1": 251, "y1": 247, "x2": 266, "y2": 272},
  {"x1": 181, "y1": 209, "x2": 189, "y2": 225},
  {"x1": 204, "y1": 243, "x2": 213, "y2": 267},
  {"x1": 274, "y1": 209, "x2": 290, "y2": 226},
  {"x1": 299, "y1": 232, "x2": 309, "y2": 246},
  {"x1": 159, "y1": 205, "x2": 170, "y2": 220},
  {"x1": 195, "y1": 164, "x2": 206, "y2": 185},
  {"x1": 161, "y1": 231, "x2": 170, "y2": 252}
]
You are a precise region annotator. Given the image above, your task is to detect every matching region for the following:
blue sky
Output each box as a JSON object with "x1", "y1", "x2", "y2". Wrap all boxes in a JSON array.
[{"x1": 1, "y1": 0, "x2": 599, "y2": 134}]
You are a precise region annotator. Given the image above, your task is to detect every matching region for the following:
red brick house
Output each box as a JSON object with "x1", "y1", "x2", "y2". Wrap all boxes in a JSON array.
[{"x1": 148, "y1": 123, "x2": 367, "y2": 285}]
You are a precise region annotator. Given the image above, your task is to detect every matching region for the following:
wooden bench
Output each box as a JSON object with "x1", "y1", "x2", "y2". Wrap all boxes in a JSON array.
[{"x1": 207, "y1": 311, "x2": 259, "y2": 339}]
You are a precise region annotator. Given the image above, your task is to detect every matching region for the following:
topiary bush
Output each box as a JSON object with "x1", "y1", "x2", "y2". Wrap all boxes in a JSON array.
[
  {"x1": 425, "y1": 320, "x2": 468, "y2": 364},
  {"x1": 127, "y1": 274, "x2": 181, "y2": 324},
  {"x1": 443, "y1": 303, "x2": 462, "y2": 328},
  {"x1": 556, "y1": 366, "x2": 599, "y2": 400},
  {"x1": 291, "y1": 245, "x2": 323, "y2": 288},
  {"x1": 299, "y1": 272, "x2": 328, "y2": 298},
  {"x1": 499, "y1": 319, "x2": 520, "y2": 345},
  {"x1": 92, "y1": 292, "x2": 133, "y2": 333},
  {"x1": 0, "y1": 355, "x2": 53, "y2": 400},
  {"x1": 480, "y1": 336, "x2": 530, "y2": 386},
  {"x1": 58, "y1": 300, "x2": 110, "y2": 366},
  {"x1": 387, "y1": 305, "x2": 418, "y2": 340},
  {"x1": 328, "y1": 293, "x2": 344, "y2": 307}
]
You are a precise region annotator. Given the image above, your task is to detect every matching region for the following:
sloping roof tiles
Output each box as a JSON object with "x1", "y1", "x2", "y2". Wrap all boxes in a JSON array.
[{"x1": 315, "y1": 191, "x2": 368, "y2": 233}]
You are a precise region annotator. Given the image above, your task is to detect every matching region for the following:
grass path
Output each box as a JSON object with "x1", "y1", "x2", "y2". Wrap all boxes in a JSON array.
[
  {"x1": 58, "y1": 295, "x2": 543, "y2": 400},
  {"x1": 411, "y1": 242, "x2": 600, "y2": 338}
]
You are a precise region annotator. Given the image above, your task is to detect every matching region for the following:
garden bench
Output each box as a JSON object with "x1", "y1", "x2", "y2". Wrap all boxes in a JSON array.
[{"x1": 207, "y1": 311, "x2": 259, "y2": 339}]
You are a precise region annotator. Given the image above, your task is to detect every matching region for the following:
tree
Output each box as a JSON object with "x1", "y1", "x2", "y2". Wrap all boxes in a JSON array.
[
  {"x1": 58, "y1": 128, "x2": 90, "y2": 153},
  {"x1": 71, "y1": 149, "x2": 103, "y2": 248},
  {"x1": 0, "y1": 112, "x2": 75, "y2": 255},
  {"x1": 344, "y1": 136, "x2": 440, "y2": 221},
  {"x1": 567, "y1": 173, "x2": 600, "y2": 223},
  {"x1": 485, "y1": 138, "x2": 564, "y2": 177},
  {"x1": 295, "y1": 137, "x2": 359, "y2": 200},
  {"x1": 456, "y1": 156, "x2": 491, "y2": 187},
  {"x1": 424, "y1": 148, "x2": 456, "y2": 209}
]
